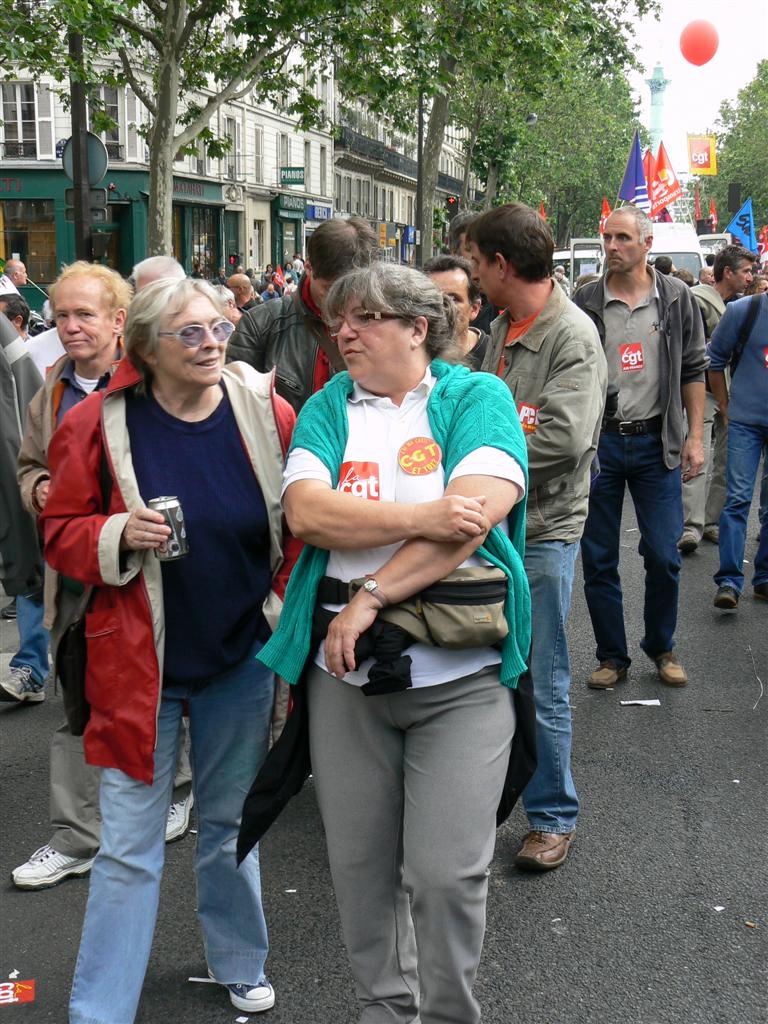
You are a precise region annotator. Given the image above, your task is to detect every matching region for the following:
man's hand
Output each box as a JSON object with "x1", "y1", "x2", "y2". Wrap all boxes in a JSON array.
[
  {"x1": 323, "y1": 590, "x2": 380, "y2": 679},
  {"x1": 120, "y1": 508, "x2": 171, "y2": 552},
  {"x1": 681, "y1": 437, "x2": 705, "y2": 482}
]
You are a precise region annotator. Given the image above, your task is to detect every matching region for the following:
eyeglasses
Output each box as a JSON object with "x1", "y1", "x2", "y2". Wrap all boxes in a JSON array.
[
  {"x1": 158, "y1": 319, "x2": 235, "y2": 348},
  {"x1": 328, "y1": 309, "x2": 408, "y2": 339}
]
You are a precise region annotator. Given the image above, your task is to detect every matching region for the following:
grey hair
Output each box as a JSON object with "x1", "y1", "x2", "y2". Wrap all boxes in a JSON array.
[
  {"x1": 609, "y1": 205, "x2": 653, "y2": 243},
  {"x1": 125, "y1": 277, "x2": 226, "y2": 382},
  {"x1": 132, "y1": 255, "x2": 185, "y2": 292},
  {"x1": 213, "y1": 285, "x2": 237, "y2": 304},
  {"x1": 324, "y1": 263, "x2": 460, "y2": 361}
]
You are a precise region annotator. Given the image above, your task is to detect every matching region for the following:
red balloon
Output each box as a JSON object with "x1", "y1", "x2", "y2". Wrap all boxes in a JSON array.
[{"x1": 679, "y1": 20, "x2": 719, "y2": 66}]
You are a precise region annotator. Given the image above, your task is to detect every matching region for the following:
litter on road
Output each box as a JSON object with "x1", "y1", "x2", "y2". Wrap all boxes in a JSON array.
[{"x1": 620, "y1": 699, "x2": 661, "y2": 706}]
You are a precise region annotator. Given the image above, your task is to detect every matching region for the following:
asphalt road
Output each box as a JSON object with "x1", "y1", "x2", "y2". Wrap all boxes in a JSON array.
[{"x1": 2, "y1": 498, "x2": 766, "y2": 1024}]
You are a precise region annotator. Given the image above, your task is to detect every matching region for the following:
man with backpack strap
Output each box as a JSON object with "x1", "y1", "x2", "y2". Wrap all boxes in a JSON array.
[{"x1": 709, "y1": 292, "x2": 768, "y2": 609}]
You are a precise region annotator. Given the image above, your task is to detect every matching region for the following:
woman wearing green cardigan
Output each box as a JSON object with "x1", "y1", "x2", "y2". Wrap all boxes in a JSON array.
[{"x1": 259, "y1": 263, "x2": 530, "y2": 1024}]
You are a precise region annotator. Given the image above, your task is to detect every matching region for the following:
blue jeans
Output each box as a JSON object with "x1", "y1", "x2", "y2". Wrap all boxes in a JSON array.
[
  {"x1": 581, "y1": 432, "x2": 683, "y2": 668},
  {"x1": 714, "y1": 420, "x2": 768, "y2": 592},
  {"x1": 10, "y1": 591, "x2": 49, "y2": 684},
  {"x1": 69, "y1": 642, "x2": 275, "y2": 1024},
  {"x1": 522, "y1": 540, "x2": 579, "y2": 834}
]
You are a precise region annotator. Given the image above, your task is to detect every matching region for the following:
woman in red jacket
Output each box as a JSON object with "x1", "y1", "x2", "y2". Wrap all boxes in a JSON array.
[{"x1": 41, "y1": 278, "x2": 297, "y2": 1023}]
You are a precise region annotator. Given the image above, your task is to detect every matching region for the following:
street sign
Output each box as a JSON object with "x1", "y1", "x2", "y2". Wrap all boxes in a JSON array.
[
  {"x1": 65, "y1": 188, "x2": 108, "y2": 208},
  {"x1": 61, "y1": 132, "x2": 109, "y2": 185},
  {"x1": 65, "y1": 207, "x2": 108, "y2": 223},
  {"x1": 280, "y1": 166, "x2": 305, "y2": 186}
]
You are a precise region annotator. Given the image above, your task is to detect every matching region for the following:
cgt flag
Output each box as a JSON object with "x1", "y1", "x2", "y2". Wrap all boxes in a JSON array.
[
  {"x1": 709, "y1": 198, "x2": 718, "y2": 231},
  {"x1": 726, "y1": 198, "x2": 757, "y2": 253},
  {"x1": 618, "y1": 130, "x2": 651, "y2": 212},
  {"x1": 599, "y1": 197, "x2": 612, "y2": 235},
  {"x1": 687, "y1": 134, "x2": 718, "y2": 176},
  {"x1": 650, "y1": 142, "x2": 683, "y2": 218},
  {"x1": 539, "y1": 200, "x2": 547, "y2": 221}
]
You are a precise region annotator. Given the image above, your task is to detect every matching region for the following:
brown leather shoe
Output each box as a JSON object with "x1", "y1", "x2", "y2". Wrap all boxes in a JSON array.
[
  {"x1": 515, "y1": 830, "x2": 575, "y2": 871},
  {"x1": 653, "y1": 651, "x2": 688, "y2": 687},
  {"x1": 587, "y1": 661, "x2": 628, "y2": 689}
]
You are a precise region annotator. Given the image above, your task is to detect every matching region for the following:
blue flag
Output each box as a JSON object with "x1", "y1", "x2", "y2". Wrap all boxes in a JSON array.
[
  {"x1": 618, "y1": 130, "x2": 651, "y2": 212},
  {"x1": 726, "y1": 198, "x2": 757, "y2": 253}
]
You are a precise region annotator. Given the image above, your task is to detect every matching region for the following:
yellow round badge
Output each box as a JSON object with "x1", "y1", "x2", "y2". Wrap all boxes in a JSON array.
[{"x1": 398, "y1": 437, "x2": 442, "y2": 476}]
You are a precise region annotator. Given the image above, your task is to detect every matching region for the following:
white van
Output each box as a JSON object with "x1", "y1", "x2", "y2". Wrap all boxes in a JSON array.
[
  {"x1": 649, "y1": 223, "x2": 704, "y2": 277},
  {"x1": 553, "y1": 239, "x2": 604, "y2": 291}
]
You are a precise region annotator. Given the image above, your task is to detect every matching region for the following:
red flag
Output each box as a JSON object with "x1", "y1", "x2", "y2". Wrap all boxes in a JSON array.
[
  {"x1": 539, "y1": 200, "x2": 547, "y2": 221},
  {"x1": 709, "y1": 198, "x2": 718, "y2": 230},
  {"x1": 695, "y1": 187, "x2": 702, "y2": 221},
  {"x1": 599, "y1": 197, "x2": 611, "y2": 235},
  {"x1": 650, "y1": 142, "x2": 683, "y2": 218},
  {"x1": 273, "y1": 265, "x2": 285, "y2": 289},
  {"x1": 643, "y1": 149, "x2": 656, "y2": 211}
]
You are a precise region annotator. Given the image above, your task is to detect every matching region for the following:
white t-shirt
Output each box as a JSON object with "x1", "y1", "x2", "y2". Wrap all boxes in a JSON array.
[
  {"x1": 26, "y1": 327, "x2": 65, "y2": 379},
  {"x1": 73, "y1": 372, "x2": 101, "y2": 394},
  {"x1": 283, "y1": 369, "x2": 526, "y2": 688}
]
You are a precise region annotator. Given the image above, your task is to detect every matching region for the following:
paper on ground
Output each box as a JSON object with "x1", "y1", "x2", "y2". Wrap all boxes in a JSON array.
[
  {"x1": 620, "y1": 698, "x2": 661, "y2": 706},
  {"x1": 188, "y1": 976, "x2": 217, "y2": 984}
]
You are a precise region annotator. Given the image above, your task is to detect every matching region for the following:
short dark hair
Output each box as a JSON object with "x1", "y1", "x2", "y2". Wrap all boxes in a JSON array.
[
  {"x1": 653, "y1": 255, "x2": 674, "y2": 275},
  {"x1": 466, "y1": 203, "x2": 553, "y2": 282},
  {"x1": 2, "y1": 294, "x2": 30, "y2": 329},
  {"x1": 446, "y1": 211, "x2": 478, "y2": 255},
  {"x1": 713, "y1": 244, "x2": 755, "y2": 283},
  {"x1": 307, "y1": 216, "x2": 378, "y2": 280},
  {"x1": 705, "y1": 253, "x2": 715, "y2": 266},
  {"x1": 672, "y1": 268, "x2": 695, "y2": 287},
  {"x1": 423, "y1": 254, "x2": 481, "y2": 303}
]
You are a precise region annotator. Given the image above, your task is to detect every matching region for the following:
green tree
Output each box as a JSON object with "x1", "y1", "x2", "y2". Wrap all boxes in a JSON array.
[
  {"x1": 703, "y1": 60, "x2": 768, "y2": 234},
  {"x1": 2, "y1": 0, "x2": 348, "y2": 253},
  {"x1": 476, "y1": 53, "x2": 643, "y2": 245},
  {"x1": 339, "y1": 0, "x2": 657, "y2": 258}
]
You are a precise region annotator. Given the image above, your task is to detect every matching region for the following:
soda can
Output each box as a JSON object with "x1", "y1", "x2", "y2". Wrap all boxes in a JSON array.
[{"x1": 148, "y1": 496, "x2": 189, "y2": 561}]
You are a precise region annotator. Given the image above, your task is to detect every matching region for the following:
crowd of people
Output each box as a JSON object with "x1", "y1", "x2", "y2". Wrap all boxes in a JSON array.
[{"x1": 1, "y1": 205, "x2": 765, "y2": 1024}]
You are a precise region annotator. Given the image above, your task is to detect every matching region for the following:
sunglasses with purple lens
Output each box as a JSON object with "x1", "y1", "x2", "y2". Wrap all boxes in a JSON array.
[{"x1": 158, "y1": 319, "x2": 235, "y2": 348}]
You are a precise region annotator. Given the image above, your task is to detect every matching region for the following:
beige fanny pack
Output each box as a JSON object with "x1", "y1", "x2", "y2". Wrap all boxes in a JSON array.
[{"x1": 349, "y1": 567, "x2": 509, "y2": 649}]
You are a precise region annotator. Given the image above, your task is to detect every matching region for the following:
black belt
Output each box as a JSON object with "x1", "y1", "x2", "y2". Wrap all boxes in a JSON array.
[
  {"x1": 317, "y1": 577, "x2": 350, "y2": 604},
  {"x1": 602, "y1": 415, "x2": 662, "y2": 436}
]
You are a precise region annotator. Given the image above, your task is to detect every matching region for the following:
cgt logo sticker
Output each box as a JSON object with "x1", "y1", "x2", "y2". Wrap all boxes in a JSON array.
[
  {"x1": 0, "y1": 980, "x2": 35, "y2": 1005},
  {"x1": 620, "y1": 342, "x2": 645, "y2": 372},
  {"x1": 398, "y1": 437, "x2": 441, "y2": 476},
  {"x1": 517, "y1": 402, "x2": 540, "y2": 434},
  {"x1": 338, "y1": 461, "x2": 381, "y2": 501}
]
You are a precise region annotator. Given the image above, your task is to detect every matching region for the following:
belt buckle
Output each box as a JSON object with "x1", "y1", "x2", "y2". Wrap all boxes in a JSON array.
[{"x1": 618, "y1": 420, "x2": 636, "y2": 436}]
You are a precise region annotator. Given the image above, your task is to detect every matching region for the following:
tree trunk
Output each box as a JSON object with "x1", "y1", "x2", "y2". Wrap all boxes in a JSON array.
[
  {"x1": 484, "y1": 161, "x2": 499, "y2": 210},
  {"x1": 420, "y1": 56, "x2": 457, "y2": 261},
  {"x1": 459, "y1": 93, "x2": 486, "y2": 209},
  {"x1": 146, "y1": 0, "x2": 186, "y2": 254}
]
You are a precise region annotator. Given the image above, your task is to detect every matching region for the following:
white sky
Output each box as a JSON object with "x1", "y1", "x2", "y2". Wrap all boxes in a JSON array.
[{"x1": 627, "y1": 1, "x2": 768, "y2": 173}]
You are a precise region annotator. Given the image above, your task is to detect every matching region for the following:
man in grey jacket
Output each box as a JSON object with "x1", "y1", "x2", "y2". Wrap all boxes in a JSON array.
[
  {"x1": 573, "y1": 207, "x2": 707, "y2": 690},
  {"x1": 468, "y1": 204, "x2": 607, "y2": 871}
]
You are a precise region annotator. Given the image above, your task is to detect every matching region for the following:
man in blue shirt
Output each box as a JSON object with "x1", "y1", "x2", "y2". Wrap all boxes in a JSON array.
[{"x1": 708, "y1": 292, "x2": 768, "y2": 608}]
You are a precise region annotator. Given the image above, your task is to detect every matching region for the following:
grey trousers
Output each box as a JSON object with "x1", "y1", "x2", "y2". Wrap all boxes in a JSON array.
[
  {"x1": 308, "y1": 663, "x2": 515, "y2": 1024},
  {"x1": 683, "y1": 391, "x2": 727, "y2": 540}
]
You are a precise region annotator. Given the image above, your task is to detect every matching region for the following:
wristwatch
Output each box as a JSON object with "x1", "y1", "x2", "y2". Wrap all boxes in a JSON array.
[{"x1": 362, "y1": 576, "x2": 388, "y2": 607}]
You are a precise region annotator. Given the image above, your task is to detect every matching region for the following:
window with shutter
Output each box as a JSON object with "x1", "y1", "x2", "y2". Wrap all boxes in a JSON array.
[
  {"x1": 125, "y1": 87, "x2": 138, "y2": 162},
  {"x1": 35, "y1": 83, "x2": 54, "y2": 159},
  {"x1": 235, "y1": 117, "x2": 243, "y2": 180},
  {"x1": 254, "y1": 126, "x2": 263, "y2": 183}
]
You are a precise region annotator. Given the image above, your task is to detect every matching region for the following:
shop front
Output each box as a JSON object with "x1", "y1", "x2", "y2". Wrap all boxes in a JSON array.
[{"x1": 271, "y1": 193, "x2": 305, "y2": 269}]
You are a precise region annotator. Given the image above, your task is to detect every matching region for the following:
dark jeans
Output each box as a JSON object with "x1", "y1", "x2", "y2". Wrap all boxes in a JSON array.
[{"x1": 581, "y1": 432, "x2": 683, "y2": 668}]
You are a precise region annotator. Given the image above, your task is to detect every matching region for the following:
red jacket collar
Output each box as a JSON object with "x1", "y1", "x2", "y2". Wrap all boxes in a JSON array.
[{"x1": 106, "y1": 357, "x2": 143, "y2": 393}]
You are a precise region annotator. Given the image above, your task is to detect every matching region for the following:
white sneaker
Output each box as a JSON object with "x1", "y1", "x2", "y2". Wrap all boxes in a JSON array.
[
  {"x1": 208, "y1": 970, "x2": 275, "y2": 1013},
  {"x1": 0, "y1": 665, "x2": 46, "y2": 703},
  {"x1": 12, "y1": 845, "x2": 94, "y2": 889},
  {"x1": 165, "y1": 791, "x2": 194, "y2": 843}
]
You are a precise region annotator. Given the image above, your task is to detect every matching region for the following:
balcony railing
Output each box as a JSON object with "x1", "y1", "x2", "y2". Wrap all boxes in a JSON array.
[
  {"x1": 1, "y1": 140, "x2": 37, "y2": 159},
  {"x1": 337, "y1": 126, "x2": 418, "y2": 179}
]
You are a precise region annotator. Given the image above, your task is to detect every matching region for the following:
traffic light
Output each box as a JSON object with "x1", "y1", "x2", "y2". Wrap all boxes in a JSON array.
[{"x1": 445, "y1": 195, "x2": 459, "y2": 220}]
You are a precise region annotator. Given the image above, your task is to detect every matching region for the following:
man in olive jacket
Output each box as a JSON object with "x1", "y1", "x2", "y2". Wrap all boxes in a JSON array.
[
  {"x1": 468, "y1": 204, "x2": 607, "y2": 872},
  {"x1": 227, "y1": 217, "x2": 377, "y2": 413}
]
